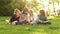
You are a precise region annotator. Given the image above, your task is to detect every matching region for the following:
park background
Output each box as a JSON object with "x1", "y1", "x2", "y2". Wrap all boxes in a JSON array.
[{"x1": 0, "y1": 0, "x2": 60, "y2": 34}]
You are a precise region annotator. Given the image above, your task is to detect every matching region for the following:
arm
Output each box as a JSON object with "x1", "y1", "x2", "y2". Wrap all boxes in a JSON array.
[
  {"x1": 39, "y1": 19, "x2": 43, "y2": 23},
  {"x1": 10, "y1": 15, "x2": 15, "y2": 22},
  {"x1": 19, "y1": 14, "x2": 26, "y2": 22}
]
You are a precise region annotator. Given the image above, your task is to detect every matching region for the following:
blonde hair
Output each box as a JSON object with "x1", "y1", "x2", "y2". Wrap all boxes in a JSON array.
[
  {"x1": 14, "y1": 8, "x2": 21, "y2": 14},
  {"x1": 23, "y1": 7, "x2": 29, "y2": 14}
]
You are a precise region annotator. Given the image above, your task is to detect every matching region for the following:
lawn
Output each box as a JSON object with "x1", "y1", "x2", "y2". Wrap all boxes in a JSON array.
[{"x1": 0, "y1": 16, "x2": 60, "y2": 34}]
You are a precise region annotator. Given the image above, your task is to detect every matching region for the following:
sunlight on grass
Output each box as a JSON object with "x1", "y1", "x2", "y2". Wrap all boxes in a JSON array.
[
  {"x1": 58, "y1": 32, "x2": 60, "y2": 34},
  {"x1": 47, "y1": 16, "x2": 55, "y2": 19},
  {"x1": 30, "y1": 32, "x2": 48, "y2": 34},
  {"x1": 29, "y1": 29, "x2": 48, "y2": 34},
  {"x1": 36, "y1": 29, "x2": 44, "y2": 32}
]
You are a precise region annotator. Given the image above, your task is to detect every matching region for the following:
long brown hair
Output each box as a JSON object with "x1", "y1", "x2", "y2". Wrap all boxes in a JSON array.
[
  {"x1": 23, "y1": 7, "x2": 28, "y2": 15},
  {"x1": 29, "y1": 9, "x2": 33, "y2": 16},
  {"x1": 14, "y1": 8, "x2": 21, "y2": 17},
  {"x1": 14, "y1": 8, "x2": 20, "y2": 14},
  {"x1": 39, "y1": 10, "x2": 45, "y2": 16}
]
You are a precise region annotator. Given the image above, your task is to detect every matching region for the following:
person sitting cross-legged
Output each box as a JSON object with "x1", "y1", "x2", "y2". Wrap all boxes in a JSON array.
[{"x1": 38, "y1": 10, "x2": 51, "y2": 24}]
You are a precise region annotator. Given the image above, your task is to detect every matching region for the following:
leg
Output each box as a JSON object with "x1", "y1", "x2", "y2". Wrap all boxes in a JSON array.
[
  {"x1": 37, "y1": 21, "x2": 43, "y2": 24},
  {"x1": 5, "y1": 20, "x2": 11, "y2": 24},
  {"x1": 37, "y1": 21, "x2": 51, "y2": 24},
  {"x1": 47, "y1": 21, "x2": 51, "y2": 24},
  {"x1": 43, "y1": 21, "x2": 51, "y2": 24},
  {"x1": 12, "y1": 21, "x2": 17, "y2": 25},
  {"x1": 16, "y1": 22, "x2": 23, "y2": 25}
]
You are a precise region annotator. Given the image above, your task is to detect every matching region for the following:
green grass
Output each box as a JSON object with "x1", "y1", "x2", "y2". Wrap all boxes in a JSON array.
[{"x1": 0, "y1": 16, "x2": 60, "y2": 34}]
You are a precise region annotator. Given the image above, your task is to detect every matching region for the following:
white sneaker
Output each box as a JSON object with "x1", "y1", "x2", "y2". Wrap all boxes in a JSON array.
[{"x1": 5, "y1": 20, "x2": 10, "y2": 24}]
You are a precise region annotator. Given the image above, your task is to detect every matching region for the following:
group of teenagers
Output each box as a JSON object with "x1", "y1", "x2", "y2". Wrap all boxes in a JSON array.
[{"x1": 6, "y1": 7, "x2": 51, "y2": 25}]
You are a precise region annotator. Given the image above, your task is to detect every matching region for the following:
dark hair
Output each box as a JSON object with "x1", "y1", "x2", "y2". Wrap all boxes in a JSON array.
[{"x1": 40, "y1": 10, "x2": 45, "y2": 16}]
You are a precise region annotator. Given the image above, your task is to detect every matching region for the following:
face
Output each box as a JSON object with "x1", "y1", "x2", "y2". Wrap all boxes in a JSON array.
[
  {"x1": 39, "y1": 10, "x2": 45, "y2": 16},
  {"x1": 29, "y1": 10, "x2": 33, "y2": 16},
  {"x1": 14, "y1": 9, "x2": 20, "y2": 16},
  {"x1": 15, "y1": 12, "x2": 20, "y2": 17},
  {"x1": 23, "y1": 8, "x2": 28, "y2": 15}
]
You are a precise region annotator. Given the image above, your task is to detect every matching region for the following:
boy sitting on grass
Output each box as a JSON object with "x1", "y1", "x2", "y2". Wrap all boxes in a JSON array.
[{"x1": 38, "y1": 10, "x2": 51, "y2": 24}]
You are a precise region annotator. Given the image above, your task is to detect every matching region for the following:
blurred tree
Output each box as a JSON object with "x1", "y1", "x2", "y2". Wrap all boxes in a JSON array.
[
  {"x1": 26, "y1": 0, "x2": 40, "y2": 14},
  {"x1": 0, "y1": 0, "x2": 26, "y2": 16},
  {"x1": 0, "y1": 0, "x2": 12, "y2": 16},
  {"x1": 0, "y1": 0, "x2": 59, "y2": 16}
]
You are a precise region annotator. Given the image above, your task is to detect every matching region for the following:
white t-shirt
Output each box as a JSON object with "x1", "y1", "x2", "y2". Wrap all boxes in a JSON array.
[{"x1": 28, "y1": 14, "x2": 38, "y2": 24}]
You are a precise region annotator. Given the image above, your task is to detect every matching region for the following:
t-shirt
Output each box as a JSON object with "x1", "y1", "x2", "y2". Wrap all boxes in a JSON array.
[
  {"x1": 28, "y1": 14, "x2": 38, "y2": 24},
  {"x1": 38, "y1": 15, "x2": 47, "y2": 21},
  {"x1": 19, "y1": 14, "x2": 26, "y2": 22}
]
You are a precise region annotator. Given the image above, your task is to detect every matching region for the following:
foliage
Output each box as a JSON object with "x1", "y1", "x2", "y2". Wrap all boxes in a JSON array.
[
  {"x1": 0, "y1": 0, "x2": 60, "y2": 16},
  {"x1": 0, "y1": 0, "x2": 26, "y2": 16}
]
